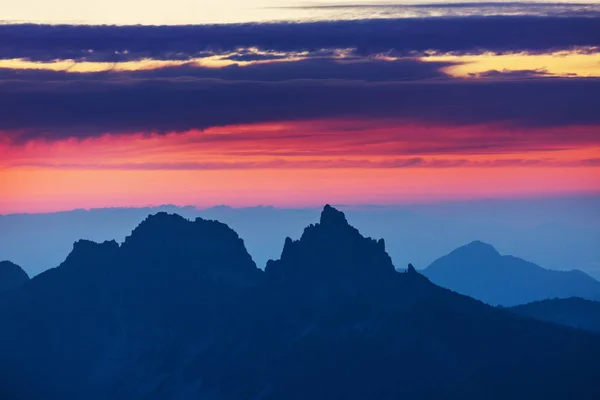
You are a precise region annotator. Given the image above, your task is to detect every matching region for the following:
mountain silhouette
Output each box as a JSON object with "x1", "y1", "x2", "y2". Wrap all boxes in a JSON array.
[
  {"x1": 0, "y1": 212, "x2": 261, "y2": 399},
  {"x1": 423, "y1": 240, "x2": 600, "y2": 306},
  {"x1": 509, "y1": 297, "x2": 600, "y2": 333},
  {"x1": 0, "y1": 260, "x2": 29, "y2": 294},
  {"x1": 1, "y1": 207, "x2": 600, "y2": 399}
]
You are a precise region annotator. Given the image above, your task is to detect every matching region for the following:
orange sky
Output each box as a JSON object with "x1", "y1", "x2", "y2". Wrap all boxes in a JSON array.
[
  {"x1": 1, "y1": 119, "x2": 599, "y2": 214},
  {"x1": 2, "y1": 166, "x2": 599, "y2": 214}
]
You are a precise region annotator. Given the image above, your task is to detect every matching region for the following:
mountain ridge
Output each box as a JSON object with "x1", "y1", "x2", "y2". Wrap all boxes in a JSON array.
[
  {"x1": 0, "y1": 260, "x2": 29, "y2": 294},
  {"x1": 509, "y1": 297, "x2": 600, "y2": 333},
  {"x1": 423, "y1": 240, "x2": 600, "y2": 306},
  {"x1": 0, "y1": 207, "x2": 599, "y2": 399}
]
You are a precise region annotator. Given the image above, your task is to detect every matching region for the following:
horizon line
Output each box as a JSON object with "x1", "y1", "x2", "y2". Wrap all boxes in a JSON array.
[{"x1": 2, "y1": 192, "x2": 599, "y2": 217}]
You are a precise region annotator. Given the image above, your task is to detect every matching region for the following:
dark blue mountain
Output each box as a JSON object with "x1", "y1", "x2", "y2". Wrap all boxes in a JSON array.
[
  {"x1": 0, "y1": 207, "x2": 599, "y2": 399},
  {"x1": 4, "y1": 196, "x2": 600, "y2": 280},
  {"x1": 423, "y1": 240, "x2": 600, "y2": 306},
  {"x1": 0, "y1": 212, "x2": 261, "y2": 399},
  {"x1": 509, "y1": 297, "x2": 600, "y2": 333},
  {"x1": 0, "y1": 260, "x2": 29, "y2": 294}
]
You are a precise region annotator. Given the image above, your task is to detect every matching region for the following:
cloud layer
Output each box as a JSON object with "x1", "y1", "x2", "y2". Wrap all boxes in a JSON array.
[
  {"x1": 1, "y1": 3, "x2": 599, "y2": 214},
  {"x1": 1, "y1": 76, "x2": 599, "y2": 141},
  {"x1": 0, "y1": 11, "x2": 598, "y2": 142},
  {"x1": 1, "y1": 17, "x2": 599, "y2": 62}
]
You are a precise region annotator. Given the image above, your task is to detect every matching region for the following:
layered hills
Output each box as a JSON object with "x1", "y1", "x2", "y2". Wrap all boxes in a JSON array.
[{"x1": 0, "y1": 206, "x2": 599, "y2": 399}]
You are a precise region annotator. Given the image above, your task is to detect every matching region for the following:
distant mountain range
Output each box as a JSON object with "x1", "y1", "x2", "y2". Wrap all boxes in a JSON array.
[
  {"x1": 0, "y1": 206, "x2": 599, "y2": 399},
  {"x1": 422, "y1": 241, "x2": 600, "y2": 306},
  {"x1": 0, "y1": 260, "x2": 29, "y2": 294},
  {"x1": 509, "y1": 297, "x2": 600, "y2": 333},
  {"x1": 3, "y1": 197, "x2": 600, "y2": 280}
]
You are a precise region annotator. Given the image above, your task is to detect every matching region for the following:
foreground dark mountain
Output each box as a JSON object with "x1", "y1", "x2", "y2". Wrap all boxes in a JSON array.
[
  {"x1": 509, "y1": 297, "x2": 600, "y2": 333},
  {"x1": 1, "y1": 206, "x2": 600, "y2": 399},
  {"x1": 0, "y1": 213, "x2": 262, "y2": 399},
  {"x1": 0, "y1": 260, "x2": 29, "y2": 294},
  {"x1": 423, "y1": 241, "x2": 600, "y2": 306}
]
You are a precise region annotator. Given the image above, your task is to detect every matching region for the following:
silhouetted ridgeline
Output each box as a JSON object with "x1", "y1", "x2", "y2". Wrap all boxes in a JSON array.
[
  {"x1": 423, "y1": 240, "x2": 600, "y2": 306},
  {"x1": 0, "y1": 260, "x2": 29, "y2": 294},
  {"x1": 509, "y1": 297, "x2": 600, "y2": 333},
  {"x1": 0, "y1": 206, "x2": 600, "y2": 399},
  {"x1": 3, "y1": 197, "x2": 600, "y2": 279}
]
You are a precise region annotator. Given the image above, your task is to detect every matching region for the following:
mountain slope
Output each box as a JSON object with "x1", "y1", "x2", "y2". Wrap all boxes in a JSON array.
[
  {"x1": 509, "y1": 297, "x2": 600, "y2": 332},
  {"x1": 0, "y1": 207, "x2": 599, "y2": 399},
  {"x1": 0, "y1": 260, "x2": 29, "y2": 294},
  {"x1": 0, "y1": 212, "x2": 261, "y2": 399},
  {"x1": 423, "y1": 241, "x2": 600, "y2": 306}
]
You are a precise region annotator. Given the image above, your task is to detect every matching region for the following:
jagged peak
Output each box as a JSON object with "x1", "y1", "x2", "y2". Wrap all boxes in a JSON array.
[
  {"x1": 120, "y1": 212, "x2": 259, "y2": 274},
  {"x1": 320, "y1": 204, "x2": 348, "y2": 227},
  {"x1": 281, "y1": 236, "x2": 294, "y2": 253},
  {"x1": 267, "y1": 205, "x2": 395, "y2": 278},
  {"x1": 72, "y1": 239, "x2": 119, "y2": 252},
  {"x1": 301, "y1": 205, "x2": 364, "y2": 242},
  {"x1": 124, "y1": 212, "x2": 244, "y2": 246},
  {"x1": 60, "y1": 239, "x2": 120, "y2": 269},
  {"x1": 126, "y1": 212, "x2": 189, "y2": 238}
]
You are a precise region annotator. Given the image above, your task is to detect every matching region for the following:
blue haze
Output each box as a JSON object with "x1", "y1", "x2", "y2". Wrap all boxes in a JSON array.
[{"x1": 1, "y1": 195, "x2": 599, "y2": 279}]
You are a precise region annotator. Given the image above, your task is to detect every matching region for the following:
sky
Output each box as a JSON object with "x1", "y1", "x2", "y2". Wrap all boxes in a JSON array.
[
  {"x1": 4, "y1": 0, "x2": 599, "y2": 24},
  {"x1": 1, "y1": 1, "x2": 600, "y2": 213}
]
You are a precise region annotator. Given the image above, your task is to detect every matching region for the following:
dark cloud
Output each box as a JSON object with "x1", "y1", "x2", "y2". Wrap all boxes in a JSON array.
[
  {"x1": 290, "y1": 2, "x2": 600, "y2": 14},
  {"x1": 0, "y1": 58, "x2": 454, "y2": 82},
  {"x1": 469, "y1": 69, "x2": 552, "y2": 79},
  {"x1": 1, "y1": 76, "x2": 599, "y2": 141},
  {"x1": 290, "y1": 2, "x2": 595, "y2": 9},
  {"x1": 222, "y1": 53, "x2": 290, "y2": 62},
  {"x1": 1, "y1": 17, "x2": 599, "y2": 62}
]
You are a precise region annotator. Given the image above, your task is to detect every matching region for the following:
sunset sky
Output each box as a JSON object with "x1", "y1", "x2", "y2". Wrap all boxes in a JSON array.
[{"x1": 1, "y1": 1, "x2": 600, "y2": 213}]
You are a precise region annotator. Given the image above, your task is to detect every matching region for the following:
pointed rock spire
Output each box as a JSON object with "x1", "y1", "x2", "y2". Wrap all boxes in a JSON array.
[
  {"x1": 320, "y1": 204, "x2": 348, "y2": 227},
  {"x1": 266, "y1": 205, "x2": 395, "y2": 279}
]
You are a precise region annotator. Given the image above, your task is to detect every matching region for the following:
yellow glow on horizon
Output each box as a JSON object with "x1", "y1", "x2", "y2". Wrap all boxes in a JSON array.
[
  {"x1": 0, "y1": 56, "x2": 250, "y2": 73},
  {"x1": 0, "y1": 58, "x2": 188, "y2": 73},
  {"x1": 2, "y1": 49, "x2": 599, "y2": 78},
  {"x1": 0, "y1": 48, "x2": 313, "y2": 73},
  {"x1": 422, "y1": 50, "x2": 600, "y2": 78}
]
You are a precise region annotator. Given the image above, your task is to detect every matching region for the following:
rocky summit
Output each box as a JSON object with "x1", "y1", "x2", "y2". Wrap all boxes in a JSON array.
[{"x1": 0, "y1": 206, "x2": 599, "y2": 400}]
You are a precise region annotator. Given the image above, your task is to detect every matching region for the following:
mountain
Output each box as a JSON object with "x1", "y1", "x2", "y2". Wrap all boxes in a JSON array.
[
  {"x1": 422, "y1": 241, "x2": 600, "y2": 306},
  {"x1": 509, "y1": 297, "x2": 600, "y2": 333},
  {"x1": 1, "y1": 207, "x2": 600, "y2": 399},
  {"x1": 0, "y1": 260, "x2": 29, "y2": 293},
  {"x1": 0, "y1": 212, "x2": 262, "y2": 399},
  {"x1": 4, "y1": 196, "x2": 600, "y2": 279}
]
